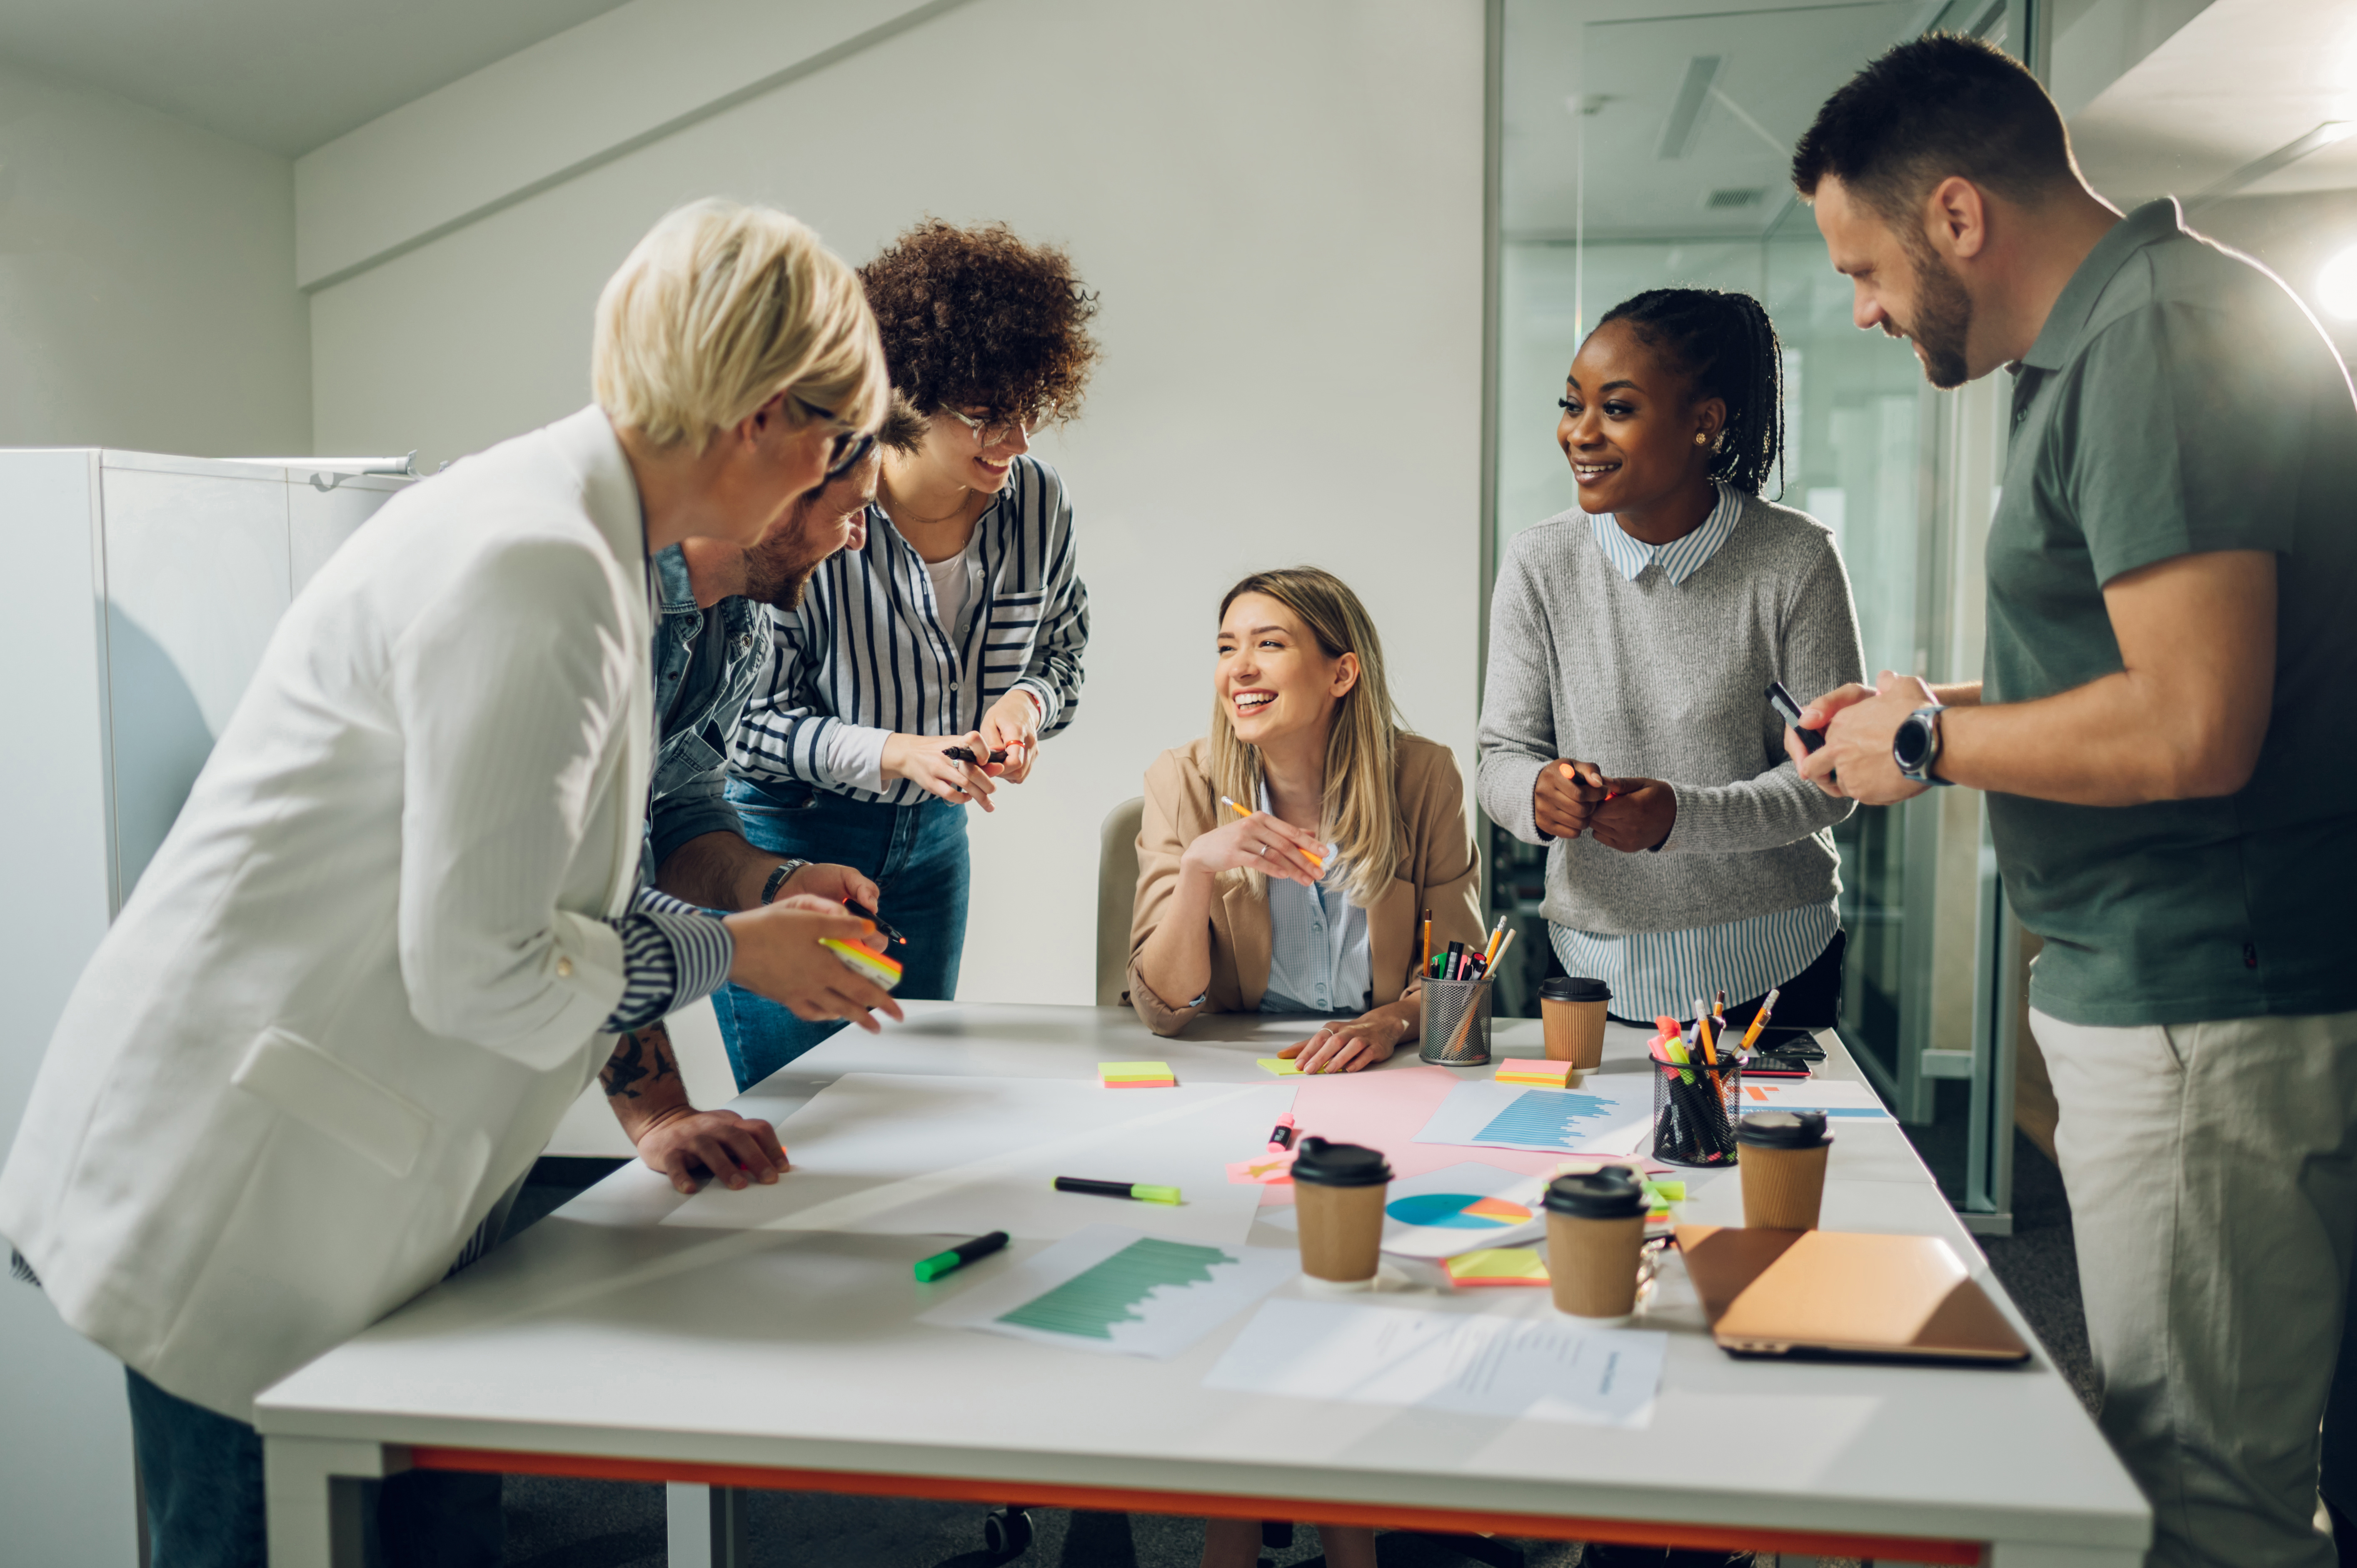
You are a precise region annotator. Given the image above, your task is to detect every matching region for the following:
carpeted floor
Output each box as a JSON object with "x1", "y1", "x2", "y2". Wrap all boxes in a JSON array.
[{"x1": 478, "y1": 1126, "x2": 2098, "y2": 1568}]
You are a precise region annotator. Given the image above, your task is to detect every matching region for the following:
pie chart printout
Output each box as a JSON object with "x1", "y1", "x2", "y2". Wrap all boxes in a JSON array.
[{"x1": 1385, "y1": 1192, "x2": 1536, "y2": 1230}]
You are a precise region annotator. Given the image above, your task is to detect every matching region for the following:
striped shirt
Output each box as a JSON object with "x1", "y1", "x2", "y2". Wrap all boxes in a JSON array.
[
  {"x1": 1552, "y1": 481, "x2": 1838, "y2": 1018},
  {"x1": 1257, "y1": 783, "x2": 1368, "y2": 1016},
  {"x1": 729, "y1": 456, "x2": 1089, "y2": 804},
  {"x1": 1549, "y1": 904, "x2": 1838, "y2": 1022}
]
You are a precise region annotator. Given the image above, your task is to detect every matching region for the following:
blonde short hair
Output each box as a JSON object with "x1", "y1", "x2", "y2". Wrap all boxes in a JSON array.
[{"x1": 593, "y1": 199, "x2": 887, "y2": 451}]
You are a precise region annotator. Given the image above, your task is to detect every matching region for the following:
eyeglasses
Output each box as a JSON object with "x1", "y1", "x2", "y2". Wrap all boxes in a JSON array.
[
  {"x1": 937, "y1": 405, "x2": 1043, "y2": 449},
  {"x1": 794, "y1": 397, "x2": 879, "y2": 481}
]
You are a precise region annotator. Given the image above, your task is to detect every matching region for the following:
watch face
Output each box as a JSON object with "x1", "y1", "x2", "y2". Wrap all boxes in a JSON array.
[{"x1": 1894, "y1": 717, "x2": 1930, "y2": 770}]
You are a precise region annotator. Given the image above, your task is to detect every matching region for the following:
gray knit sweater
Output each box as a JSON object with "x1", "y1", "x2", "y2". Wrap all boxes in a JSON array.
[{"x1": 1477, "y1": 493, "x2": 1863, "y2": 935}]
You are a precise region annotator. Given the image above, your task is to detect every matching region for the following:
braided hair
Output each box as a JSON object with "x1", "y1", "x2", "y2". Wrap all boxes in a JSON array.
[{"x1": 1594, "y1": 287, "x2": 1785, "y2": 497}]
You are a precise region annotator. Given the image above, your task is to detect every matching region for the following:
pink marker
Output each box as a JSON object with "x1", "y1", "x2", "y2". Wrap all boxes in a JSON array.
[{"x1": 1266, "y1": 1114, "x2": 1298, "y2": 1152}]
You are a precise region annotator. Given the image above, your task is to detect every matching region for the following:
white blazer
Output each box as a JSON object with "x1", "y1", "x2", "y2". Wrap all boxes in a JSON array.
[{"x1": 0, "y1": 406, "x2": 654, "y2": 1421}]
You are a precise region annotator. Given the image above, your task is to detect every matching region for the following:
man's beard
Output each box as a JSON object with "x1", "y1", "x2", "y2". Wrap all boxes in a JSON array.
[
  {"x1": 742, "y1": 534, "x2": 828, "y2": 609},
  {"x1": 1898, "y1": 237, "x2": 1975, "y2": 390}
]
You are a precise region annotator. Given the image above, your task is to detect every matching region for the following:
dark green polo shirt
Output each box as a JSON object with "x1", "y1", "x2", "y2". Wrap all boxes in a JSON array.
[{"x1": 1984, "y1": 199, "x2": 2357, "y2": 1027}]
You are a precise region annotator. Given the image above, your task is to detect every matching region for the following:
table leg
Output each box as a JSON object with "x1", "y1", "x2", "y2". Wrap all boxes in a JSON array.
[
  {"x1": 262, "y1": 1437, "x2": 407, "y2": 1568},
  {"x1": 667, "y1": 1481, "x2": 749, "y2": 1567}
]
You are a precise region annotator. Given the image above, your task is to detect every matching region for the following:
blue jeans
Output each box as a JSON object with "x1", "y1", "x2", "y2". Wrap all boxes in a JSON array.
[
  {"x1": 127, "y1": 1369, "x2": 499, "y2": 1568},
  {"x1": 715, "y1": 780, "x2": 971, "y2": 1090}
]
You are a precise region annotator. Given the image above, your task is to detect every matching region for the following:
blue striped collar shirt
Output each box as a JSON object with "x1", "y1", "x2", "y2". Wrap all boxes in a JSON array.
[
  {"x1": 1255, "y1": 783, "x2": 1369, "y2": 1017},
  {"x1": 728, "y1": 456, "x2": 1089, "y2": 806},
  {"x1": 1588, "y1": 482, "x2": 1744, "y2": 585}
]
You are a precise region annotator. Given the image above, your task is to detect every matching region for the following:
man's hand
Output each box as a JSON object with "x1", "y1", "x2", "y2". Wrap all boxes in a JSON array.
[
  {"x1": 722, "y1": 898, "x2": 905, "y2": 1031},
  {"x1": 881, "y1": 731, "x2": 998, "y2": 811},
  {"x1": 978, "y1": 688, "x2": 1044, "y2": 783},
  {"x1": 1589, "y1": 778, "x2": 1676, "y2": 852},
  {"x1": 1533, "y1": 759, "x2": 1609, "y2": 840},
  {"x1": 1281, "y1": 1009, "x2": 1413, "y2": 1074},
  {"x1": 599, "y1": 1020, "x2": 787, "y2": 1192},
  {"x1": 775, "y1": 860, "x2": 879, "y2": 910},
  {"x1": 632, "y1": 1105, "x2": 788, "y2": 1194},
  {"x1": 1798, "y1": 672, "x2": 1933, "y2": 805}
]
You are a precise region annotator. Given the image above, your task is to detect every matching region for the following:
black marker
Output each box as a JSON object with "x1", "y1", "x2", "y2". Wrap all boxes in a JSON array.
[
  {"x1": 1054, "y1": 1176, "x2": 1181, "y2": 1204},
  {"x1": 942, "y1": 746, "x2": 1009, "y2": 765},
  {"x1": 843, "y1": 899, "x2": 907, "y2": 946},
  {"x1": 913, "y1": 1230, "x2": 1009, "y2": 1283},
  {"x1": 1765, "y1": 681, "x2": 1825, "y2": 754}
]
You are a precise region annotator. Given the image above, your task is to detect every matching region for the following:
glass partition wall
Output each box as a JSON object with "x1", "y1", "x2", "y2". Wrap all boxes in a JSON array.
[{"x1": 1484, "y1": 0, "x2": 2031, "y2": 1225}]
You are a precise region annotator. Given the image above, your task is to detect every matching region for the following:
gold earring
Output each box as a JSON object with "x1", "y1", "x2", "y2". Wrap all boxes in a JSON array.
[{"x1": 1694, "y1": 432, "x2": 1709, "y2": 446}]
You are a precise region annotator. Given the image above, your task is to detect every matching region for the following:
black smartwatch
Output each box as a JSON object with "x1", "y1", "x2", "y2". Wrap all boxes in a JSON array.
[
  {"x1": 759, "y1": 859, "x2": 810, "y2": 905},
  {"x1": 1893, "y1": 705, "x2": 1953, "y2": 786}
]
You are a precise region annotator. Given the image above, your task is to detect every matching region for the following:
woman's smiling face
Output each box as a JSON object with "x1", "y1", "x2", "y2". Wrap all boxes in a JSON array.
[
  {"x1": 1556, "y1": 318, "x2": 1721, "y2": 519},
  {"x1": 1216, "y1": 593, "x2": 1357, "y2": 750}
]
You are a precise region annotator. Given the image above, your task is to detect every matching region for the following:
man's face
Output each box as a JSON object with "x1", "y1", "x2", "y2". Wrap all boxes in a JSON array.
[
  {"x1": 742, "y1": 450, "x2": 881, "y2": 608},
  {"x1": 1814, "y1": 175, "x2": 1977, "y2": 390}
]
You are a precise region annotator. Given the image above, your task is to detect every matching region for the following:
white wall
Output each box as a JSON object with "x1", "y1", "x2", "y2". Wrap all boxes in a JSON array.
[
  {"x1": 0, "y1": 58, "x2": 313, "y2": 1566},
  {"x1": 0, "y1": 56, "x2": 311, "y2": 455},
  {"x1": 307, "y1": 0, "x2": 1490, "y2": 1011}
]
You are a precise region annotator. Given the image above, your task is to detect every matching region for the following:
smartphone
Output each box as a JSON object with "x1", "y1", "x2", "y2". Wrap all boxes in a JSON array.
[
  {"x1": 1765, "y1": 681, "x2": 1825, "y2": 754},
  {"x1": 1745, "y1": 1051, "x2": 1815, "y2": 1079},
  {"x1": 1747, "y1": 1025, "x2": 1824, "y2": 1060}
]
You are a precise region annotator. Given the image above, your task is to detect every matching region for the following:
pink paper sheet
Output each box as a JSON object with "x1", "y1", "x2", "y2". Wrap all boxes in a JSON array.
[{"x1": 1254, "y1": 1064, "x2": 1576, "y2": 1207}]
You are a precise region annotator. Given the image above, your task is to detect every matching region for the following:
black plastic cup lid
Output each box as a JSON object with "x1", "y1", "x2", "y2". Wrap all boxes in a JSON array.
[
  {"x1": 1289, "y1": 1137, "x2": 1393, "y2": 1188},
  {"x1": 1736, "y1": 1110, "x2": 1831, "y2": 1149},
  {"x1": 1544, "y1": 1169, "x2": 1645, "y2": 1219},
  {"x1": 1540, "y1": 976, "x2": 1611, "y2": 1002}
]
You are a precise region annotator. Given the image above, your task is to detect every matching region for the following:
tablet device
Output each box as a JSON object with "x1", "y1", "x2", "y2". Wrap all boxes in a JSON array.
[{"x1": 1676, "y1": 1226, "x2": 2031, "y2": 1365}]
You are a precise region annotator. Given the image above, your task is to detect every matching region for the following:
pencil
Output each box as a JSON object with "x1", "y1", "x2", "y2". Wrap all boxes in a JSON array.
[
  {"x1": 1738, "y1": 987, "x2": 1782, "y2": 1052},
  {"x1": 1420, "y1": 909, "x2": 1433, "y2": 975},
  {"x1": 1481, "y1": 915, "x2": 1508, "y2": 967},
  {"x1": 1220, "y1": 795, "x2": 1325, "y2": 870}
]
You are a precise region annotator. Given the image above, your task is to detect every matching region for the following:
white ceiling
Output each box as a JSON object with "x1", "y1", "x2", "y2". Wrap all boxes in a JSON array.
[
  {"x1": 2069, "y1": 0, "x2": 2357, "y2": 202},
  {"x1": 0, "y1": 0, "x2": 635, "y2": 157}
]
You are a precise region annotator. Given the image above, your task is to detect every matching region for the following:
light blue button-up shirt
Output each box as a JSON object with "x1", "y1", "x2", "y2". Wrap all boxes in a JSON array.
[{"x1": 1255, "y1": 784, "x2": 1370, "y2": 1016}]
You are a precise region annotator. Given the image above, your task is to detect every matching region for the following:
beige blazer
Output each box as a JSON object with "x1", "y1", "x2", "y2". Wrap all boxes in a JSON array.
[
  {"x1": 0, "y1": 406, "x2": 653, "y2": 1420},
  {"x1": 1126, "y1": 733, "x2": 1486, "y2": 1036}
]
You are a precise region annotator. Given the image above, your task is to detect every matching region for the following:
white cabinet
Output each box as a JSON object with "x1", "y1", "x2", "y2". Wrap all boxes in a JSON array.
[{"x1": 0, "y1": 448, "x2": 405, "y2": 1566}]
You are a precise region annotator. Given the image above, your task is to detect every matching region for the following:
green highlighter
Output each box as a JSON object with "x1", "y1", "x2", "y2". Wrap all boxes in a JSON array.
[
  {"x1": 1053, "y1": 1176, "x2": 1182, "y2": 1204},
  {"x1": 913, "y1": 1230, "x2": 1009, "y2": 1283}
]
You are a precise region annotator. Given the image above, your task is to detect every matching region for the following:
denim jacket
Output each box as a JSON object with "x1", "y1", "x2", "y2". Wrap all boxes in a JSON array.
[{"x1": 644, "y1": 543, "x2": 772, "y2": 885}]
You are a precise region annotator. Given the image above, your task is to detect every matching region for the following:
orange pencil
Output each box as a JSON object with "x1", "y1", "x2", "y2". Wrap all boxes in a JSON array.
[
  {"x1": 1220, "y1": 795, "x2": 1325, "y2": 870},
  {"x1": 1420, "y1": 909, "x2": 1432, "y2": 974}
]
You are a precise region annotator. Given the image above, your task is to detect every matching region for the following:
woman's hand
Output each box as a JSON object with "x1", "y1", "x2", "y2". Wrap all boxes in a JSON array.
[
  {"x1": 1589, "y1": 778, "x2": 1676, "y2": 853},
  {"x1": 1281, "y1": 1010, "x2": 1412, "y2": 1074},
  {"x1": 881, "y1": 730, "x2": 999, "y2": 811},
  {"x1": 1533, "y1": 759, "x2": 1609, "y2": 840},
  {"x1": 774, "y1": 860, "x2": 880, "y2": 910},
  {"x1": 631, "y1": 1105, "x2": 788, "y2": 1194},
  {"x1": 1177, "y1": 808, "x2": 1324, "y2": 887},
  {"x1": 722, "y1": 898, "x2": 906, "y2": 1032},
  {"x1": 978, "y1": 688, "x2": 1043, "y2": 783}
]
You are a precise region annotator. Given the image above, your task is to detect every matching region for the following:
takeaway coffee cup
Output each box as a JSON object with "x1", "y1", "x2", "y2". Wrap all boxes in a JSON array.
[
  {"x1": 1289, "y1": 1137, "x2": 1393, "y2": 1287},
  {"x1": 1543, "y1": 1169, "x2": 1648, "y2": 1322},
  {"x1": 1736, "y1": 1110, "x2": 1833, "y2": 1230},
  {"x1": 1539, "y1": 976, "x2": 1611, "y2": 1069}
]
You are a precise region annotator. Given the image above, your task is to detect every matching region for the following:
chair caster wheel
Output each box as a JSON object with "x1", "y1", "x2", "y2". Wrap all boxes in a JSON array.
[{"x1": 983, "y1": 1506, "x2": 1033, "y2": 1562}]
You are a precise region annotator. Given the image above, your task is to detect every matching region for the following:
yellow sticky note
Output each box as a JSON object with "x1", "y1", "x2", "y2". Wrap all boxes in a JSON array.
[
  {"x1": 1495, "y1": 1059, "x2": 1574, "y2": 1088},
  {"x1": 1099, "y1": 1060, "x2": 1176, "y2": 1088},
  {"x1": 1444, "y1": 1248, "x2": 1549, "y2": 1286},
  {"x1": 1254, "y1": 1058, "x2": 1302, "y2": 1077}
]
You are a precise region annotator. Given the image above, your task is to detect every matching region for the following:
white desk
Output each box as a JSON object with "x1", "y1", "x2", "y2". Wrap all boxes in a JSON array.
[{"x1": 255, "y1": 1003, "x2": 2148, "y2": 1567}]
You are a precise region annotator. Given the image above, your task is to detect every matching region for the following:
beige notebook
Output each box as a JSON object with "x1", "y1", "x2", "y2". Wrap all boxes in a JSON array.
[{"x1": 1675, "y1": 1226, "x2": 2031, "y2": 1364}]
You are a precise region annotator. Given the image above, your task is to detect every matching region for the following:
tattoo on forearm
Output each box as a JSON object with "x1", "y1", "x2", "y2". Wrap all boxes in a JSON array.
[{"x1": 600, "y1": 1023, "x2": 679, "y2": 1099}]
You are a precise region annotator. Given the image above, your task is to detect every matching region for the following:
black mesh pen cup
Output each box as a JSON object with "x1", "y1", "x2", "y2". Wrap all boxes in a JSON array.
[
  {"x1": 1648, "y1": 1040, "x2": 1741, "y2": 1167},
  {"x1": 1419, "y1": 977, "x2": 1493, "y2": 1066}
]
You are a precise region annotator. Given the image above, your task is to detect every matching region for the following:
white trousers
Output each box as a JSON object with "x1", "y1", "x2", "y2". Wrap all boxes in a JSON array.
[{"x1": 2033, "y1": 1005, "x2": 2357, "y2": 1568}]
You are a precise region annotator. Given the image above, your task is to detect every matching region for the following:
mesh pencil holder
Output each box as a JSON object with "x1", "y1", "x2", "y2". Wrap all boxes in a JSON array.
[
  {"x1": 1419, "y1": 977, "x2": 1493, "y2": 1066},
  {"x1": 1648, "y1": 1042, "x2": 1741, "y2": 1167}
]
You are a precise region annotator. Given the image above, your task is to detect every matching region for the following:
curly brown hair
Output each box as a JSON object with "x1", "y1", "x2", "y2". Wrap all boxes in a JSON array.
[{"x1": 859, "y1": 220, "x2": 1100, "y2": 429}]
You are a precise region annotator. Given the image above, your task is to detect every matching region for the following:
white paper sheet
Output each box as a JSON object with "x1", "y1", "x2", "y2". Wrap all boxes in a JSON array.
[
  {"x1": 919, "y1": 1224, "x2": 1297, "y2": 1358},
  {"x1": 1205, "y1": 1298, "x2": 1665, "y2": 1427},
  {"x1": 1410, "y1": 1077, "x2": 1655, "y2": 1156},
  {"x1": 1735, "y1": 1079, "x2": 1893, "y2": 1121},
  {"x1": 664, "y1": 1074, "x2": 1289, "y2": 1244},
  {"x1": 1260, "y1": 1161, "x2": 1550, "y2": 1259}
]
